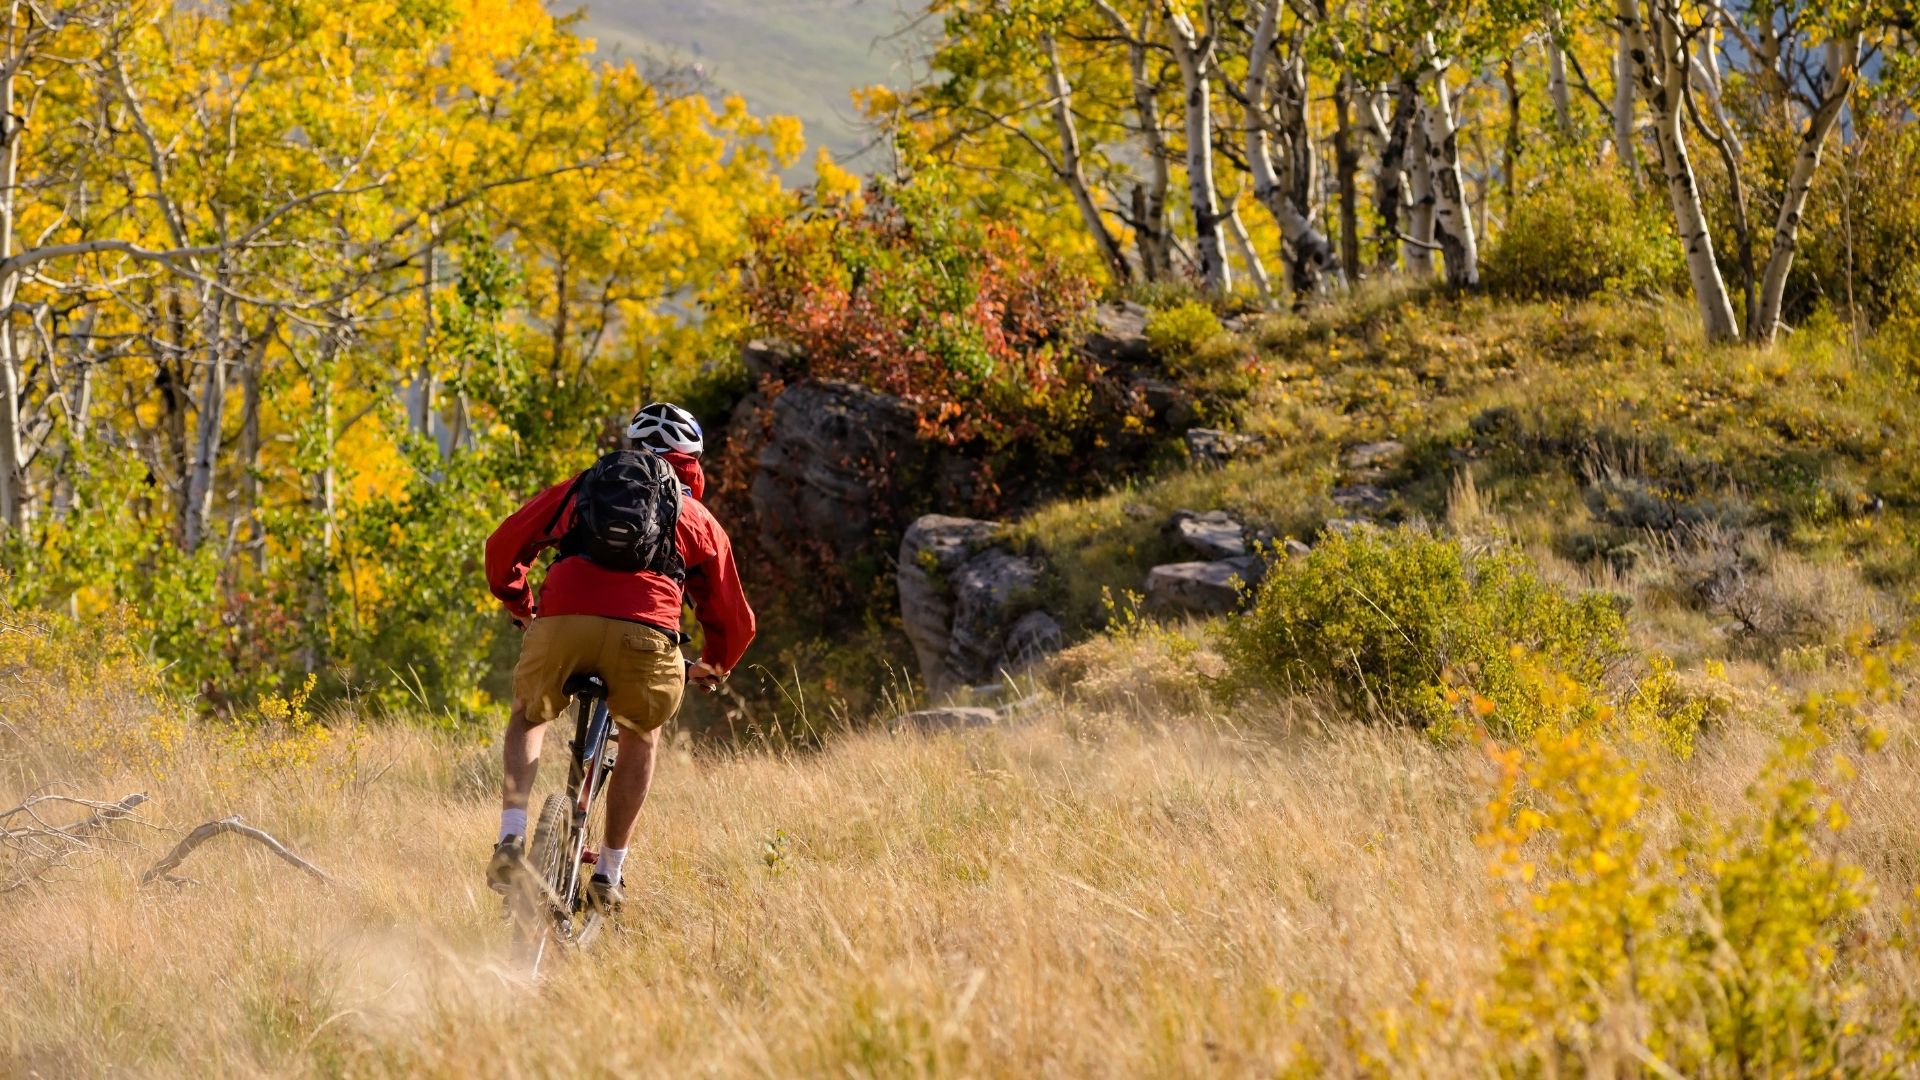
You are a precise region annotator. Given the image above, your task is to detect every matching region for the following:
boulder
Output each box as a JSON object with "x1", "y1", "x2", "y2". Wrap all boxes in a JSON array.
[
  {"x1": 1220, "y1": 312, "x2": 1260, "y2": 336},
  {"x1": 898, "y1": 516, "x2": 1004, "y2": 696},
  {"x1": 1341, "y1": 439, "x2": 1406, "y2": 479},
  {"x1": 891, "y1": 707, "x2": 999, "y2": 734},
  {"x1": 1080, "y1": 301, "x2": 1153, "y2": 367},
  {"x1": 1004, "y1": 610, "x2": 1066, "y2": 667},
  {"x1": 751, "y1": 379, "x2": 927, "y2": 567},
  {"x1": 1144, "y1": 556, "x2": 1267, "y2": 616},
  {"x1": 1185, "y1": 428, "x2": 1260, "y2": 468},
  {"x1": 1169, "y1": 509, "x2": 1247, "y2": 560},
  {"x1": 1283, "y1": 538, "x2": 1313, "y2": 559},
  {"x1": 1331, "y1": 484, "x2": 1390, "y2": 513},
  {"x1": 898, "y1": 514, "x2": 1055, "y2": 697},
  {"x1": 948, "y1": 549, "x2": 1048, "y2": 683},
  {"x1": 1133, "y1": 377, "x2": 1195, "y2": 427},
  {"x1": 741, "y1": 338, "x2": 801, "y2": 381}
]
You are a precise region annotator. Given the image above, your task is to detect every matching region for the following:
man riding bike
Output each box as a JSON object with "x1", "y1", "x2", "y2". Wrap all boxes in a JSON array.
[{"x1": 483, "y1": 402, "x2": 754, "y2": 911}]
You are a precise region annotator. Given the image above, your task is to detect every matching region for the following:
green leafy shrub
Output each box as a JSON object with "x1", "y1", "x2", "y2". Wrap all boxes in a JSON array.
[
  {"x1": 1224, "y1": 528, "x2": 1628, "y2": 738},
  {"x1": 1145, "y1": 301, "x2": 1225, "y2": 364},
  {"x1": 1486, "y1": 168, "x2": 1685, "y2": 298},
  {"x1": 1144, "y1": 299, "x2": 1257, "y2": 419}
]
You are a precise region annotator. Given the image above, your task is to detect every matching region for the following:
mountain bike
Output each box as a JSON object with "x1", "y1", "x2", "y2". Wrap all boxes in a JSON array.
[{"x1": 509, "y1": 673, "x2": 619, "y2": 974}]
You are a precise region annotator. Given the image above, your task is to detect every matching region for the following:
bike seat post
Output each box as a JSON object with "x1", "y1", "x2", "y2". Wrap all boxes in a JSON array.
[{"x1": 562, "y1": 674, "x2": 609, "y2": 701}]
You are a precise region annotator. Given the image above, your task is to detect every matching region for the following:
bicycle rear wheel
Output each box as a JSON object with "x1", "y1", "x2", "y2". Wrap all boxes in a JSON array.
[{"x1": 510, "y1": 792, "x2": 573, "y2": 973}]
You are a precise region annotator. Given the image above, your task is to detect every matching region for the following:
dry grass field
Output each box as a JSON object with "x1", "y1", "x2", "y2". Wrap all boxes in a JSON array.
[{"x1": 7, "y1": 609, "x2": 1920, "y2": 1077}]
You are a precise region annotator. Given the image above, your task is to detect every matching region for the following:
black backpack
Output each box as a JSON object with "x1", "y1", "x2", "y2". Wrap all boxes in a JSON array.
[{"x1": 549, "y1": 450, "x2": 685, "y2": 579}]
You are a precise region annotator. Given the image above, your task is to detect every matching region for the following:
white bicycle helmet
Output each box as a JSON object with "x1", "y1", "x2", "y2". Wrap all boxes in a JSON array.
[{"x1": 625, "y1": 401, "x2": 704, "y2": 455}]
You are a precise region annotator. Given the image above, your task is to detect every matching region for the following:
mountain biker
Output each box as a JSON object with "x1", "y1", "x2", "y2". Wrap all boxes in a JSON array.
[{"x1": 483, "y1": 402, "x2": 754, "y2": 911}]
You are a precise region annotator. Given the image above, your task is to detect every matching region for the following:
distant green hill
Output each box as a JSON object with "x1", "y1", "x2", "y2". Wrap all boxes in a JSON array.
[{"x1": 579, "y1": 0, "x2": 927, "y2": 173}]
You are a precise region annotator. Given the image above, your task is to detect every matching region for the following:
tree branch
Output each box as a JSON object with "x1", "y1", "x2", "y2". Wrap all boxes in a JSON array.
[{"x1": 142, "y1": 815, "x2": 332, "y2": 886}]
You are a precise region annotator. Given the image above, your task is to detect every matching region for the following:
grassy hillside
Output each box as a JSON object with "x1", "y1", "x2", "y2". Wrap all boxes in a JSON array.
[
  {"x1": 1024, "y1": 286, "x2": 1920, "y2": 635},
  {"x1": 580, "y1": 0, "x2": 925, "y2": 169},
  {"x1": 7, "y1": 616, "x2": 1918, "y2": 1075},
  {"x1": 9, "y1": 292, "x2": 1920, "y2": 1074}
]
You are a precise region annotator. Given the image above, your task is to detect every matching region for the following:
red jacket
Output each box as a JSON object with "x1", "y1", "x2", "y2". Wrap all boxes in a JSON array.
[{"x1": 485, "y1": 452, "x2": 756, "y2": 672}]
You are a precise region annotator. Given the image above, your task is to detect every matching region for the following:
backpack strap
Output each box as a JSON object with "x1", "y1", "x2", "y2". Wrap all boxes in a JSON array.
[{"x1": 540, "y1": 472, "x2": 588, "y2": 543}]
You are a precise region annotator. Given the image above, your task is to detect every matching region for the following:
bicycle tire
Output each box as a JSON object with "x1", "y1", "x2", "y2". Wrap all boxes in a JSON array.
[
  {"x1": 529, "y1": 791, "x2": 573, "y2": 911},
  {"x1": 511, "y1": 792, "x2": 573, "y2": 972}
]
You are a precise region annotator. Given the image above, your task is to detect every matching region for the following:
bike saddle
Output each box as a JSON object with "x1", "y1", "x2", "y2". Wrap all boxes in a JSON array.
[{"x1": 562, "y1": 674, "x2": 608, "y2": 700}]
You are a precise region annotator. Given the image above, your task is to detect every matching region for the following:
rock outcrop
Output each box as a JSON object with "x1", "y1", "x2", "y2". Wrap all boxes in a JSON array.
[
  {"x1": 1185, "y1": 428, "x2": 1261, "y2": 468},
  {"x1": 1079, "y1": 302, "x2": 1153, "y2": 367},
  {"x1": 1331, "y1": 483, "x2": 1390, "y2": 513},
  {"x1": 740, "y1": 338, "x2": 801, "y2": 381},
  {"x1": 1144, "y1": 555, "x2": 1267, "y2": 616},
  {"x1": 751, "y1": 379, "x2": 955, "y2": 569},
  {"x1": 1341, "y1": 439, "x2": 1406, "y2": 480},
  {"x1": 898, "y1": 515, "x2": 1058, "y2": 697},
  {"x1": 890, "y1": 706, "x2": 999, "y2": 734},
  {"x1": 948, "y1": 548, "x2": 1048, "y2": 681},
  {"x1": 1169, "y1": 509, "x2": 1248, "y2": 560},
  {"x1": 1003, "y1": 610, "x2": 1066, "y2": 668}
]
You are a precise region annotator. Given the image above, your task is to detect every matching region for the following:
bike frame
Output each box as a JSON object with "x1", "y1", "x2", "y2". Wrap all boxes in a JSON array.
[
  {"x1": 520, "y1": 661, "x2": 693, "y2": 966},
  {"x1": 559, "y1": 686, "x2": 616, "y2": 918}
]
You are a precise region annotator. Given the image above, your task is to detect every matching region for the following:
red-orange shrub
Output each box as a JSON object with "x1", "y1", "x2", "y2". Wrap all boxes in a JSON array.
[{"x1": 742, "y1": 171, "x2": 1097, "y2": 452}]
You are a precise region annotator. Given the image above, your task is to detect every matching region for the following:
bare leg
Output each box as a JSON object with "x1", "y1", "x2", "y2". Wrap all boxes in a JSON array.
[
  {"x1": 500, "y1": 699, "x2": 548, "y2": 814},
  {"x1": 601, "y1": 725, "x2": 660, "y2": 850}
]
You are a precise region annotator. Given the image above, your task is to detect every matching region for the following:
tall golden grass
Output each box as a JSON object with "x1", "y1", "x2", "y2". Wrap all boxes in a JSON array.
[{"x1": 6, "y1": 620, "x2": 1920, "y2": 1076}]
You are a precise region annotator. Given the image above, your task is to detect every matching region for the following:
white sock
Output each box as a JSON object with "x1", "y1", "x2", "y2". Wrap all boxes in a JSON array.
[
  {"x1": 499, "y1": 808, "x2": 527, "y2": 843},
  {"x1": 599, "y1": 846, "x2": 628, "y2": 882}
]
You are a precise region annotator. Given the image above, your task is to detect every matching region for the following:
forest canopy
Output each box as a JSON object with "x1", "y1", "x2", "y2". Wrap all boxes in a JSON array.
[
  {"x1": 0, "y1": 0, "x2": 800, "y2": 712},
  {"x1": 2, "y1": 0, "x2": 1916, "y2": 719}
]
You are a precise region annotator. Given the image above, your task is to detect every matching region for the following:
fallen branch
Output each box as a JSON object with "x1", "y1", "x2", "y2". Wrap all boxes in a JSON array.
[
  {"x1": 2, "y1": 790, "x2": 149, "y2": 833},
  {"x1": 142, "y1": 816, "x2": 332, "y2": 887},
  {"x1": 2, "y1": 790, "x2": 150, "y2": 893}
]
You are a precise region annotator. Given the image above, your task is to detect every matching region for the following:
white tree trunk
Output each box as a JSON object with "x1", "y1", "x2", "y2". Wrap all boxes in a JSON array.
[
  {"x1": 0, "y1": 332, "x2": 21, "y2": 536},
  {"x1": 1612, "y1": 23, "x2": 1640, "y2": 181},
  {"x1": 1044, "y1": 34, "x2": 1132, "y2": 282},
  {"x1": 1621, "y1": 0, "x2": 1739, "y2": 342},
  {"x1": 181, "y1": 301, "x2": 229, "y2": 553},
  {"x1": 1545, "y1": 15, "x2": 1573, "y2": 134},
  {"x1": 1334, "y1": 72, "x2": 1362, "y2": 278},
  {"x1": 1423, "y1": 72, "x2": 1479, "y2": 287},
  {"x1": 0, "y1": 41, "x2": 24, "y2": 536},
  {"x1": 1165, "y1": 8, "x2": 1231, "y2": 294},
  {"x1": 1695, "y1": 25, "x2": 1721, "y2": 96},
  {"x1": 1751, "y1": 36, "x2": 1858, "y2": 345},
  {"x1": 1097, "y1": 1, "x2": 1174, "y2": 280},
  {"x1": 1243, "y1": 0, "x2": 1333, "y2": 296},
  {"x1": 1225, "y1": 207, "x2": 1274, "y2": 305},
  {"x1": 1406, "y1": 103, "x2": 1437, "y2": 280},
  {"x1": 1375, "y1": 82, "x2": 1417, "y2": 272},
  {"x1": 408, "y1": 228, "x2": 435, "y2": 438}
]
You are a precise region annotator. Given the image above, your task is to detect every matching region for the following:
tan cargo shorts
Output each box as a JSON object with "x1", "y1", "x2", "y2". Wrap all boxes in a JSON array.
[{"x1": 512, "y1": 615, "x2": 686, "y2": 733}]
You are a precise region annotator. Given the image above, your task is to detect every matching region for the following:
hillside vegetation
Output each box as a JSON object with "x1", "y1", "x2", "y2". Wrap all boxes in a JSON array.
[
  {"x1": 6, "y1": 588, "x2": 1919, "y2": 1076},
  {"x1": 4, "y1": 0, "x2": 1920, "y2": 1074},
  {"x1": 10, "y1": 293, "x2": 1920, "y2": 1074}
]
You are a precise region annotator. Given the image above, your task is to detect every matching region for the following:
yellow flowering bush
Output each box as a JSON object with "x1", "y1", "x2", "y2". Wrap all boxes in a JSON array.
[
  {"x1": 222, "y1": 675, "x2": 334, "y2": 776},
  {"x1": 0, "y1": 588, "x2": 186, "y2": 776},
  {"x1": 1483, "y1": 688, "x2": 1903, "y2": 1073}
]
